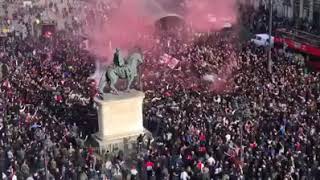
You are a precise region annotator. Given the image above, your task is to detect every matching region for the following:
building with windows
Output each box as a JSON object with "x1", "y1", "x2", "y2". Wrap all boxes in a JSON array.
[{"x1": 241, "y1": 0, "x2": 320, "y2": 27}]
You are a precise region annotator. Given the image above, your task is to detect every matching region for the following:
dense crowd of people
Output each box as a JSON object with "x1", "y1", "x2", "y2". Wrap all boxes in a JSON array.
[
  {"x1": 1, "y1": 0, "x2": 320, "y2": 180},
  {"x1": 143, "y1": 34, "x2": 320, "y2": 179}
]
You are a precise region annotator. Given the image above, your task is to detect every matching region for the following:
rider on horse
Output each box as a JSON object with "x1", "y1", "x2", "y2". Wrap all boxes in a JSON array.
[
  {"x1": 113, "y1": 48, "x2": 129, "y2": 78},
  {"x1": 98, "y1": 48, "x2": 144, "y2": 96},
  {"x1": 113, "y1": 48, "x2": 125, "y2": 67}
]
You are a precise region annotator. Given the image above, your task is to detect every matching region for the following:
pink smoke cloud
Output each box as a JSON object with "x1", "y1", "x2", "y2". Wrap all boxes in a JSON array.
[
  {"x1": 85, "y1": 0, "x2": 239, "y2": 93},
  {"x1": 184, "y1": 0, "x2": 237, "y2": 31},
  {"x1": 86, "y1": 0, "x2": 157, "y2": 58},
  {"x1": 85, "y1": 0, "x2": 238, "y2": 58}
]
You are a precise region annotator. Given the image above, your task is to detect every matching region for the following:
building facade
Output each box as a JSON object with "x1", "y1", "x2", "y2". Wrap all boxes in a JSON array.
[{"x1": 242, "y1": 0, "x2": 320, "y2": 27}]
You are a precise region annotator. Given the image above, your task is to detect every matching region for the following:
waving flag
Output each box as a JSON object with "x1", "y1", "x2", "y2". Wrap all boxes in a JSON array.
[
  {"x1": 160, "y1": 53, "x2": 171, "y2": 64},
  {"x1": 3, "y1": 80, "x2": 11, "y2": 88},
  {"x1": 160, "y1": 54, "x2": 180, "y2": 69},
  {"x1": 168, "y1": 57, "x2": 179, "y2": 69},
  {"x1": 207, "y1": 14, "x2": 217, "y2": 23}
]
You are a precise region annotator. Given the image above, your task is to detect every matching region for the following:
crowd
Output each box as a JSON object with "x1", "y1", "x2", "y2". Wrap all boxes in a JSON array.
[
  {"x1": 143, "y1": 33, "x2": 320, "y2": 179},
  {"x1": 0, "y1": 28, "x2": 107, "y2": 179},
  {"x1": 1, "y1": 0, "x2": 320, "y2": 180}
]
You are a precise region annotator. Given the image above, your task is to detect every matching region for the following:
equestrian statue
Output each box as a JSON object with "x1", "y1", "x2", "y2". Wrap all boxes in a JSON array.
[{"x1": 98, "y1": 48, "x2": 144, "y2": 97}]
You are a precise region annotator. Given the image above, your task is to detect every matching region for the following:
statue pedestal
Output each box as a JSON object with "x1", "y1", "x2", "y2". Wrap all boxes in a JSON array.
[{"x1": 92, "y1": 90, "x2": 148, "y2": 152}]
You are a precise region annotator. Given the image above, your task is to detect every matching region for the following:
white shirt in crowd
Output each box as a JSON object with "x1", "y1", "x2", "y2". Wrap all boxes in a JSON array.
[
  {"x1": 2, "y1": 173, "x2": 7, "y2": 180},
  {"x1": 105, "y1": 160, "x2": 112, "y2": 170},
  {"x1": 11, "y1": 174, "x2": 17, "y2": 180},
  {"x1": 130, "y1": 168, "x2": 138, "y2": 176},
  {"x1": 180, "y1": 171, "x2": 190, "y2": 180},
  {"x1": 7, "y1": 150, "x2": 13, "y2": 160},
  {"x1": 207, "y1": 156, "x2": 215, "y2": 166}
]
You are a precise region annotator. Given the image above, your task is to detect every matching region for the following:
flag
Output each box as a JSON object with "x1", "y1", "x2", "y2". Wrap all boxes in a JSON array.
[
  {"x1": 23, "y1": 1, "x2": 32, "y2": 7},
  {"x1": 31, "y1": 124, "x2": 41, "y2": 129},
  {"x1": 203, "y1": 74, "x2": 216, "y2": 82},
  {"x1": 223, "y1": 22, "x2": 232, "y2": 28},
  {"x1": 207, "y1": 14, "x2": 217, "y2": 23},
  {"x1": 167, "y1": 57, "x2": 179, "y2": 69},
  {"x1": 3, "y1": 80, "x2": 11, "y2": 88},
  {"x1": 84, "y1": 39, "x2": 89, "y2": 49},
  {"x1": 109, "y1": 41, "x2": 112, "y2": 52},
  {"x1": 44, "y1": 31, "x2": 52, "y2": 38},
  {"x1": 160, "y1": 54, "x2": 180, "y2": 69},
  {"x1": 160, "y1": 53, "x2": 171, "y2": 64}
]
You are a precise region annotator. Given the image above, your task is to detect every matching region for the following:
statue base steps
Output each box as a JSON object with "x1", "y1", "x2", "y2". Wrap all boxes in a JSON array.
[
  {"x1": 91, "y1": 90, "x2": 151, "y2": 153},
  {"x1": 92, "y1": 129, "x2": 151, "y2": 153}
]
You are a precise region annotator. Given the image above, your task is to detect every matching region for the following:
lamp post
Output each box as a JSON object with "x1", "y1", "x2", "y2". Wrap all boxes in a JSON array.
[
  {"x1": 234, "y1": 96, "x2": 249, "y2": 176},
  {"x1": 37, "y1": 130, "x2": 49, "y2": 180},
  {"x1": 233, "y1": 99, "x2": 244, "y2": 172},
  {"x1": 44, "y1": 137, "x2": 49, "y2": 180},
  {"x1": 268, "y1": 0, "x2": 273, "y2": 73},
  {"x1": 240, "y1": 116, "x2": 244, "y2": 163},
  {"x1": 238, "y1": 106, "x2": 245, "y2": 173}
]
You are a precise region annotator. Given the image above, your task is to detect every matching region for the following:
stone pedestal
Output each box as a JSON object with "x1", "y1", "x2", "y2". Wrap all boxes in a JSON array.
[{"x1": 92, "y1": 90, "x2": 147, "y2": 152}]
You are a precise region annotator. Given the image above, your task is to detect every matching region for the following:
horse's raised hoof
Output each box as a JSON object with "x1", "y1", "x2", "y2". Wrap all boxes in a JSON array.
[
  {"x1": 112, "y1": 91, "x2": 119, "y2": 95},
  {"x1": 97, "y1": 92, "x2": 103, "y2": 99}
]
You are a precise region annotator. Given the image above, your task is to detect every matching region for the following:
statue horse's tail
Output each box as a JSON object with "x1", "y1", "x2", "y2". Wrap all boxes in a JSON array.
[
  {"x1": 98, "y1": 68, "x2": 110, "y2": 95},
  {"x1": 105, "y1": 69, "x2": 110, "y2": 82}
]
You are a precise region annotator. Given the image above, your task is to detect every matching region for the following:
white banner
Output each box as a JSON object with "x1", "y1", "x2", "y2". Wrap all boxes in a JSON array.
[
  {"x1": 23, "y1": 1, "x2": 33, "y2": 7},
  {"x1": 160, "y1": 53, "x2": 180, "y2": 69}
]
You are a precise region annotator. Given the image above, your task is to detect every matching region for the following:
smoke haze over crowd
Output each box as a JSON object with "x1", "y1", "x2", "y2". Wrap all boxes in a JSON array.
[
  {"x1": 185, "y1": 0, "x2": 237, "y2": 31},
  {"x1": 85, "y1": 0, "x2": 238, "y2": 58},
  {"x1": 85, "y1": 0, "x2": 239, "y2": 92}
]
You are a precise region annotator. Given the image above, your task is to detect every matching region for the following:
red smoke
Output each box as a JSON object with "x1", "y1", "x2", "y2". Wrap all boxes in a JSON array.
[
  {"x1": 85, "y1": 0, "x2": 239, "y2": 93},
  {"x1": 184, "y1": 0, "x2": 237, "y2": 31},
  {"x1": 86, "y1": 0, "x2": 156, "y2": 58},
  {"x1": 85, "y1": 0, "x2": 238, "y2": 58}
]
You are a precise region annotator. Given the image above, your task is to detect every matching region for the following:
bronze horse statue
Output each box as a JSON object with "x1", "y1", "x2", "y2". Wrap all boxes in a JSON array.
[{"x1": 98, "y1": 52, "x2": 144, "y2": 95}]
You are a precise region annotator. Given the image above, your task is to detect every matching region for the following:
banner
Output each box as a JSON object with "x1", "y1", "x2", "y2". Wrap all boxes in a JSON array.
[
  {"x1": 160, "y1": 53, "x2": 180, "y2": 69},
  {"x1": 23, "y1": 1, "x2": 32, "y2": 7},
  {"x1": 203, "y1": 74, "x2": 217, "y2": 82},
  {"x1": 167, "y1": 57, "x2": 179, "y2": 69},
  {"x1": 160, "y1": 53, "x2": 171, "y2": 64},
  {"x1": 81, "y1": 39, "x2": 89, "y2": 50}
]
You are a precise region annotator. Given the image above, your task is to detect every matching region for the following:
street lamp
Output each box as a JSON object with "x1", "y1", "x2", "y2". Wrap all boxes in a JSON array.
[
  {"x1": 233, "y1": 99, "x2": 243, "y2": 170},
  {"x1": 234, "y1": 96, "x2": 250, "y2": 175},
  {"x1": 44, "y1": 136, "x2": 49, "y2": 180},
  {"x1": 36, "y1": 129, "x2": 49, "y2": 180},
  {"x1": 268, "y1": 0, "x2": 273, "y2": 73}
]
